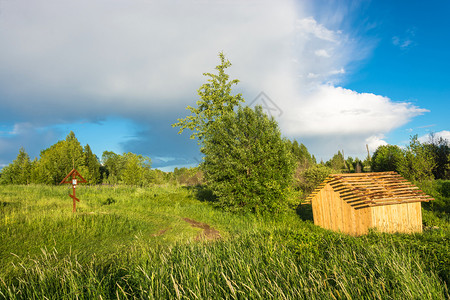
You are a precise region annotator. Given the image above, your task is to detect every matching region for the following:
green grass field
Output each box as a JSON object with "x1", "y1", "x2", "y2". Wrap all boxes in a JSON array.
[{"x1": 0, "y1": 184, "x2": 449, "y2": 299}]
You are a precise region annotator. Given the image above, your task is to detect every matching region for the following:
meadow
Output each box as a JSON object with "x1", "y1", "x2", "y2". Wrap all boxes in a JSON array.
[{"x1": 0, "y1": 184, "x2": 449, "y2": 299}]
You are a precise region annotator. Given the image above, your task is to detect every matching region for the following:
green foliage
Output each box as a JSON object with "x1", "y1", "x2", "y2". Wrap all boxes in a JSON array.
[
  {"x1": 424, "y1": 133, "x2": 450, "y2": 179},
  {"x1": 83, "y1": 144, "x2": 101, "y2": 184},
  {"x1": 398, "y1": 135, "x2": 436, "y2": 182},
  {"x1": 286, "y1": 139, "x2": 315, "y2": 176},
  {"x1": 371, "y1": 144, "x2": 404, "y2": 172},
  {"x1": 420, "y1": 180, "x2": 450, "y2": 217},
  {"x1": 326, "y1": 151, "x2": 346, "y2": 172},
  {"x1": 101, "y1": 151, "x2": 124, "y2": 184},
  {"x1": 173, "y1": 167, "x2": 204, "y2": 186},
  {"x1": 146, "y1": 168, "x2": 170, "y2": 185},
  {"x1": 349, "y1": 157, "x2": 364, "y2": 173},
  {"x1": 32, "y1": 131, "x2": 85, "y2": 184},
  {"x1": 0, "y1": 147, "x2": 31, "y2": 185},
  {"x1": 295, "y1": 164, "x2": 334, "y2": 197},
  {"x1": 0, "y1": 132, "x2": 159, "y2": 187},
  {"x1": 202, "y1": 106, "x2": 296, "y2": 214},
  {"x1": 101, "y1": 151, "x2": 152, "y2": 186},
  {"x1": 122, "y1": 153, "x2": 147, "y2": 186},
  {"x1": 172, "y1": 52, "x2": 244, "y2": 141},
  {"x1": 287, "y1": 139, "x2": 314, "y2": 167}
]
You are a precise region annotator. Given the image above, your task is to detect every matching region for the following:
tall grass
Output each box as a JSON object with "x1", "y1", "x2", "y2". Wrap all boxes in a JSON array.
[
  {"x1": 1, "y1": 233, "x2": 447, "y2": 299},
  {"x1": 0, "y1": 185, "x2": 449, "y2": 299}
]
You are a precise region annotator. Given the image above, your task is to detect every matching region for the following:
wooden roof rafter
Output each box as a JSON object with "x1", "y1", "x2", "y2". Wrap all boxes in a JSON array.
[{"x1": 305, "y1": 172, "x2": 434, "y2": 206}]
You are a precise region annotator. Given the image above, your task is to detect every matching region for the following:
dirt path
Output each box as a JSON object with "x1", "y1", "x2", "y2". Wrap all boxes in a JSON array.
[{"x1": 183, "y1": 218, "x2": 221, "y2": 241}]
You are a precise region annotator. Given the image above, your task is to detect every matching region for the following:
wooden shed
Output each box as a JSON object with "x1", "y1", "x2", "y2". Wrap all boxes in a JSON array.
[{"x1": 305, "y1": 172, "x2": 433, "y2": 235}]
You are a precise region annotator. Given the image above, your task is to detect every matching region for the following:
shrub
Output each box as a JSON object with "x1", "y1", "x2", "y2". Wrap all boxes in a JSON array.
[{"x1": 202, "y1": 106, "x2": 295, "y2": 214}]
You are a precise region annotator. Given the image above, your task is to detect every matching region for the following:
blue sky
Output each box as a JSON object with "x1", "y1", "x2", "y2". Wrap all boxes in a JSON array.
[{"x1": 0, "y1": 0, "x2": 449, "y2": 171}]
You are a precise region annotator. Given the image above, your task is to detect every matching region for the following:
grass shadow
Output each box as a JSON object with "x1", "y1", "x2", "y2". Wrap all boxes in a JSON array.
[
  {"x1": 0, "y1": 201, "x2": 21, "y2": 208},
  {"x1": 183, "y1": 185, "x2": 217, "y2": 203},
  {"x1": 296, "y1": 203, "x2": 314, "y2": 222}
]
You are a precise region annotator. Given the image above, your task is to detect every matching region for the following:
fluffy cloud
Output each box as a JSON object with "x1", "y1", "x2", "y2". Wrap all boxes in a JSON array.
[
  {"x1": 365, "y1": 135, "x2": 389, "y2": 153},
  {"x1": 280, "y1": 85, "x2": 428, "y2": 137},
  {"x1": 418, "y1": 130, "x2": 450, "y2": 144}
]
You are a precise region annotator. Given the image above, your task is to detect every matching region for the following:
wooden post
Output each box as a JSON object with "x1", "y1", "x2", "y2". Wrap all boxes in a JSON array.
[{"x1": 60, "y1": 169, "x2": 87, "y2": 213}]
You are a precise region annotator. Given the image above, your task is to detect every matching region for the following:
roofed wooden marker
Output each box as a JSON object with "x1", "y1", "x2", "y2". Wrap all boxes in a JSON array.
[{"x1": 305, "y1": 172, "x2": 433, "y2": 235}]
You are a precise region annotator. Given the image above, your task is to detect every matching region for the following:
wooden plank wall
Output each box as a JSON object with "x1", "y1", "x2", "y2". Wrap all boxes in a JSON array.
[
  {"x1": 311, "y1": 183, "x2": 424, "y2": 235},
  {"x1": 354, "y1": 207, "x2": 372, "y2": 235},
  {"x1": 370, "y1": 202, "x2": 422, "y2": 233},
  {"x1": 312, "y1": 184, "x2": 373, "y2": 235}
]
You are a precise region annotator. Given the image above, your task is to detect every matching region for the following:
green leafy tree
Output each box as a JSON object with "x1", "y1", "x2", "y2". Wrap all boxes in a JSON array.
[
  {"x1": 122, "y1": 153, "x2": 143, "y2": 186},
  {"x1": 371, "y1": 145, "x2": 404, "y2": 173},
  {"x1": 345, "y1": 157, "x2": 354, "y2": 172},
  {"x1": 29, "y1": 158, "x2": 40, "y2": 183},
  {"x1": 101, "y1": 151, "x2": 124, "y2": 184},
  {"x1": 424, "y1": 133, "x2": 450, "y2": 179},
  {"x1": 101, "y1": 152, "x2": 151, "y2": 186},
  {"x1": 172, "y1": 52, "x2": 244, "y2": 141},
  {"x1": 63, "y1": 131, "x2": 85, "y2": 169},
  {"x1": 296, "y1": 164, "x2": 334, "y2": 196},
  {"x1": 34, "y1": 131, "x2": 85, "y2": 184},
  {"x1": 145, "y1": 169, "x2": 168, "y2": 185},
  {"x1": 173, "y1": 167, "x2": 204, "y2": 186},
  {"x1": 326, "y1": 151, "x2": 346, "y2": 172},
  {"x1": 202, "y1": 105, "x2": 295, "y2": 214},
  {"x1": 398, "y1": 135, "x2": 436, "y2": 182},
  {"x1": 83, "y1": 144, "x2": 101, "y2": 184},
  {"x1": 287, "y1": 139, "x2": 314, "y2": 170},
  {"x1": 122, "y1": 153, "x2": 151, "y2": 186},
  {"x1": 0, "y1": 147, "x2": 32, "y2": 184}
]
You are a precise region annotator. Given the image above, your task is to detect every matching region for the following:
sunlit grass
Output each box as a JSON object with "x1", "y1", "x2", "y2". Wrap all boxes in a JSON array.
[{"x1": 0, "y1": 185, "x2": 448, "y2": 299}]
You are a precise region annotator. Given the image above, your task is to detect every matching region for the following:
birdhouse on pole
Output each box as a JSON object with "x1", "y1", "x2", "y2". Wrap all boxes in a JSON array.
[{"x1": 60, "y1": 169, "x2": 87, "y2": 213}]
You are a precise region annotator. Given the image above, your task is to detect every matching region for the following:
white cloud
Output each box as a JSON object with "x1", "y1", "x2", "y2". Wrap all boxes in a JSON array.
[
  {"x1": 296, "y1": 17, "x2": 340, "y2": 42},
  {"x1": 366, "y1": 135, "x2": 388, "y2": 153},
  {"x1": 279, "y1": 85, "x2": 428, "y2": 136},
  {"x1": 418, "y1": 130, "x2": 450, "y2": 143},
  {"x1": 268, "y1": 84, "x2": 427, "y2": 159},
  {"x1": 315, "y1": 49, "x2": 331, "y2": 57},
  {"x1": 329, "y1": 68, "x2": 345, "y2": 75}
]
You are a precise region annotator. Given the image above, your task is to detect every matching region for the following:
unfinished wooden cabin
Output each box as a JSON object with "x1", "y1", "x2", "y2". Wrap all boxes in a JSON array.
[{"x1": 305, "y1": 172, "x2": 433, "y2": 235}]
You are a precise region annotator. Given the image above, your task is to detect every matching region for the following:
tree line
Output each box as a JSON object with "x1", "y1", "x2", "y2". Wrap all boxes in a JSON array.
[
  {"x1": 0, "y1": 131, "x2": 165, "y2": 186},
  {"x1": 1, "y1": 53, "x2": 449, "y2": 215},
  {"x1": 371, "y1": 134, "x2": 450, "y2": 181}
]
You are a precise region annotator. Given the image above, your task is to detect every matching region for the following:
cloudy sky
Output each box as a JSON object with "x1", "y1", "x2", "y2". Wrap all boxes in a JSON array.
[{"x1": 0, "y1": 0, "x2": 449, "y2": 170}]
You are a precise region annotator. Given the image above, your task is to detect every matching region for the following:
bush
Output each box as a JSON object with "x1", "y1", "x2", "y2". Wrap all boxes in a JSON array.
[
  {"x1": 371, "y1": 144, "x2": 403, "y2": 172},
  {"x1": 295, "y1": 164, "x2": 334, "y2": 196},
  {"x1": 202, "y1": 106, "x2": 295, "y2": 214}
]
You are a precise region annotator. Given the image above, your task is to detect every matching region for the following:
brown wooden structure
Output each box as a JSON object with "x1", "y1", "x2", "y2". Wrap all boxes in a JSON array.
[
  {"x1": 305, "y1": 172, "x2": 433, "y2": 235},
  {"x1": 60, "y1": 169, "x2": 87, "y2": 213}
]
